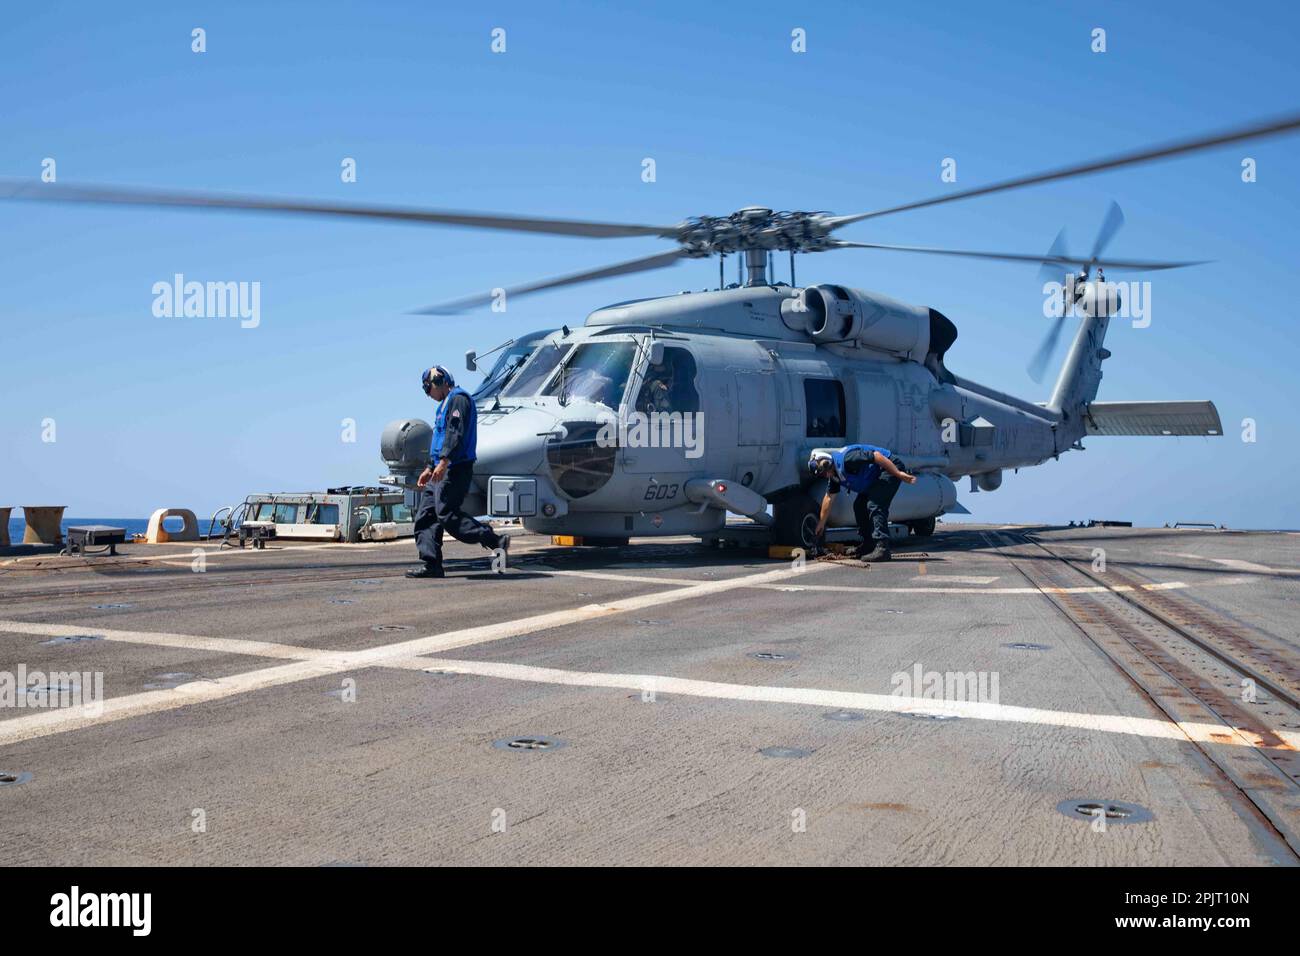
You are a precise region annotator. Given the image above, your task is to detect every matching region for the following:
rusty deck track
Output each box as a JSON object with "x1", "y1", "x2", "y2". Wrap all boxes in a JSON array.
[{"x1": 984, "y1": 530, "x2": 1300, "y2": 859}]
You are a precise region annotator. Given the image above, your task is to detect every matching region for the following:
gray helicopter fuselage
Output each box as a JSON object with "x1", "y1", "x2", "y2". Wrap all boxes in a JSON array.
[{"x1": 383, "y1": 282, "x2": 1087, "y2": 543}]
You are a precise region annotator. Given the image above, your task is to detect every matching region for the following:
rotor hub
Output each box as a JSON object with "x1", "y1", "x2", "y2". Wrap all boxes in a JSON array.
[{"x1": 677, "y1": 208, "x2": 838, "y2": 257}]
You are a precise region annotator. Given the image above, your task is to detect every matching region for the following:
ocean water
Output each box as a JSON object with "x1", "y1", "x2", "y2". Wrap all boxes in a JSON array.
[{"x1": 5, "y1": 517, "x2": 186, "y2": 542}]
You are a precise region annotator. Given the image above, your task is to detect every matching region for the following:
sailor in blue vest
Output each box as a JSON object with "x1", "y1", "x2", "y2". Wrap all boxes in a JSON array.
[
  {"x1": 808, "y1": 444, "x2": 916, "y2": 562},
  {"x1": 406, "y1": 365, "x2": 508, "y2": 579}
]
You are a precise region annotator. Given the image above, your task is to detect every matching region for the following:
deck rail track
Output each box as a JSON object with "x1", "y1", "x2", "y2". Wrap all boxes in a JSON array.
[
  {"x1": 982, "y1": 529, "x2": 1300, "y2": 859},
  {"x1": 1023, "y1": 533, "x2": 1300, "y2": 713}
]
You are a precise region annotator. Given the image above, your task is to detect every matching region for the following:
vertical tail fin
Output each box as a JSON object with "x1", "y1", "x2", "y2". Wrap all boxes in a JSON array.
[{"x1": 1047, "y1": 311, "x2": 1111, "y2": 415}]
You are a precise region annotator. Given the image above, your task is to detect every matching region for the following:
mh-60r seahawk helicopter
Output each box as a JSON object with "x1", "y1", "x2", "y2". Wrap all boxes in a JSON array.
[{"x1": 6, "y1": 114, "x2": 1296, "y2": 547}]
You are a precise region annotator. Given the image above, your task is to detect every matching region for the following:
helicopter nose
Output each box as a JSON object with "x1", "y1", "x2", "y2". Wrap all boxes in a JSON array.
[{"x1": 474, "y1": 406, "x2": 557, "y2": 476}]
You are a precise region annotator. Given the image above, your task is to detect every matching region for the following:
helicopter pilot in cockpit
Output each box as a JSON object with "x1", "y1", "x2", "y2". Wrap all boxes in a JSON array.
[{"x1": 638, "y1": 355, "x2": 674, "y2": 414}]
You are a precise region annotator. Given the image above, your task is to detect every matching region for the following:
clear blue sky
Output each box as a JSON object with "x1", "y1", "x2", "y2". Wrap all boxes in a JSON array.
[{"x1": 2, "y1": 1, "x2": 1297, "y2": 527}]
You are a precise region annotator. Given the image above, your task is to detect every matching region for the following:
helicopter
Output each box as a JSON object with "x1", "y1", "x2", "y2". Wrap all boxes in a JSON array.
[{"x1": 4, "y1": 113, "x2": 1296, "y2": 548}]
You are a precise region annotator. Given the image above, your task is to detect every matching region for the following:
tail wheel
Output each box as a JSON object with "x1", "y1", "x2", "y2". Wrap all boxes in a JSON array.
[{"x1": 908, "y1": 516, "x2": 936, "y2": 537}]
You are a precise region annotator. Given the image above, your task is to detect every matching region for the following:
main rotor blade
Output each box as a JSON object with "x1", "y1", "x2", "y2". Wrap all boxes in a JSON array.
[
  {"x1": 1027, "y1": 315, "x2": 1068, "y2": 383},
  {"x1": 1089, "y1": 201, "x2": 1125, "y2": 263},
  {"x1": 0, "y1": 179, "x2": 679, "y2": 239},
  {"x1": 828, "y1": 112, "x2": 1300, "y2": 227},
  {"x1": 411, "y1": 248, "x2": 688, "y2": 314},
  {"x1": 830, "y1": 240, "x2": 1205, "y2": 272}
]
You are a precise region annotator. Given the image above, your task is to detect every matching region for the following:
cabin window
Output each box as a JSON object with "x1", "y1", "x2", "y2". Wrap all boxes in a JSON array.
[
  {"x1": 804, "y1": 378, "x2": 846, "y2": 437},
  {"x1": 635, "y1": 346, "x2": 700, "y2": 414},
  {"x1": 390, "y1": 503, "x2": 413, "y2": 523},
  {"x1": 543, "y1": 342, "x2": 636, "y2": 409},
  {"x1": 253, "y1": 502, "x2": 301, "y2": 522},
  {"x1": 501, "y1": 342, "x2": 573, "y2": 398},
  {"x1": 306, "y1": 503, "x2": 339, "y2": 524}
]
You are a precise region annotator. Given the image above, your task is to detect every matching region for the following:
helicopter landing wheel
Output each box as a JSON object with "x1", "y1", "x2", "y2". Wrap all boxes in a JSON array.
[
  {"x1": 772, "y1": 497, "x2": 820, "y2": 548},
  {"x1": 907, "y1": 516, "x2": 936, "y2": 538}
]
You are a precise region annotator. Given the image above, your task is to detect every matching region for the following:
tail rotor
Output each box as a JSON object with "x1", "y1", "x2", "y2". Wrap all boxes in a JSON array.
[{"x1": 1027, "y1": 202, "x2": 1125, "y2": 383}]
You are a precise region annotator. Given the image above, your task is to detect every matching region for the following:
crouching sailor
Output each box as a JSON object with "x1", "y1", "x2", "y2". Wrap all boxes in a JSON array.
[
  {"x1": 808, "y1": 444, "x2": 916, "y2": 562},
  {"x1": 407, "y1": 365, "x2": 509, "y2": 579}
]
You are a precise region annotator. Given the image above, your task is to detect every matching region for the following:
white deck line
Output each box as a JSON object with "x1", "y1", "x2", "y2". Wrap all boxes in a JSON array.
[
  {"x1": 0, "y1": 561, "x2": 828, "y2": 745},
  {"x1": 3, "y1": 562, "x2": 1295, "y2": 753},
  {"x1": 392, "y1": 656, "x2": 1300, "y2": 752}
]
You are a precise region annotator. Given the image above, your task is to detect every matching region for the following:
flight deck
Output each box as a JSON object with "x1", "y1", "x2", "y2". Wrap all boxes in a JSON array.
[{"x1": 1, "y1": 524, "x2": 1297, "y2": 866}]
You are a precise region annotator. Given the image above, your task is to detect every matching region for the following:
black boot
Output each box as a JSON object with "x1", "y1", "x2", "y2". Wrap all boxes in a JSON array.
[
  {"x1": 483, "y1": 535, "x2": 512, "y2": 572},
  {"x1": 860, "y1": 542, "x2": 892, "y2": 562},
  {"x1": 405, "y1": 564, "x2": 445, "y2": 579}
]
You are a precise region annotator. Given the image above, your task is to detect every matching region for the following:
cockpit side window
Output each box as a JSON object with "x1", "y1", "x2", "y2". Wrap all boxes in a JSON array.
[
  {"x1": 635, "y1": 346, "x2": 700, "y2": 414},
  {"x1": 501, "y1": 342, "x2": 573, "y2": 398},
  {"x1": 542, "y1": 342, "x2": 636, "y2": 409},
  {"x1": 473, "y1": 342, "x2": 537, "y2": 402}
]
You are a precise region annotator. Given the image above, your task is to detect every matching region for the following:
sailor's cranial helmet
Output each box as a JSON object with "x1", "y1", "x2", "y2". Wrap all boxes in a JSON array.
[
  {"x1": 421, "y1": 365, "x2": 455, "y2": 395},
  {"x1": 808, "y1": 450, "x2": 833, "y2": 475}
]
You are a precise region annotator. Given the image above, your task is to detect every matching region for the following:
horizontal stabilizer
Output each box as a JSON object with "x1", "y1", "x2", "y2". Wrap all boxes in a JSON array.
[{"x1": 1083, "y1": 400, "x2": 1222, "y2": 437}]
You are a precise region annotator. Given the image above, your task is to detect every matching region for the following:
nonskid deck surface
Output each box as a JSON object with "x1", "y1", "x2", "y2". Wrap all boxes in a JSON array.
[{"x1": 1, "y1": 525, "x2": 1297, "y2": 866}]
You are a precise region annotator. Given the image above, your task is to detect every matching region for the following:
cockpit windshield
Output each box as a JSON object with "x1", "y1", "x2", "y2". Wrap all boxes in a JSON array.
[
  {"x1": 472, "y1": 341, "x2": 539, "y2": 403},
  {"x1": 543, "y1": 342, "x2": 637, "y2": 409},
  {"x1": 500, "y1": 342, "x2": 573, "y2": 398}
]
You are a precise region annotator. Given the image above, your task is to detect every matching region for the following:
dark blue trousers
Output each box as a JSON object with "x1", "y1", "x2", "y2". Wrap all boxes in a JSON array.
[
  {"x1": 413, "y1": 462, "x2": 499, "y2": 567},
  {"x1": 852, "y1": 456, "x2": 906, "y2": 543}
]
